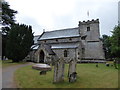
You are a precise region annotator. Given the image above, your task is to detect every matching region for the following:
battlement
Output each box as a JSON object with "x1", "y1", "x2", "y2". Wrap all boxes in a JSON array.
[{"x1": 78, "y1": 19, "x2": 99, "y2": 26}]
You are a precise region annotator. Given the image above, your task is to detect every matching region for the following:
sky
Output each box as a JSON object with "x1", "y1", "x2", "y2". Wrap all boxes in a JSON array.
[{"x1": 5, "y1": 0, "x2": 119, "y2": 36}]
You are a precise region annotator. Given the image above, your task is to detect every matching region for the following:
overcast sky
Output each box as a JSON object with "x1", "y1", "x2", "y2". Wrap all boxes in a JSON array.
[{"x1": 5, "y1": 0, "x2": 119, "y2": 36}]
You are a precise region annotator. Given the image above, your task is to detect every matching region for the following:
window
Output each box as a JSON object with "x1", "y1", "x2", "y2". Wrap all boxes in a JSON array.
[
  {"x1": 64, "y1": 50, "x2": 68, "y2": 57},
  {"x1": 81, "y1": 37, "x2": 86, "y2": 40},
  {"x1": 87, "y1": 27, "x2": 90, "y2": 31},
  {"x1": 56, "y1": 39, "x2": 58, "y2": 41},
  {"x1": 82, "y1": 48, "x2": 85, "y2": 54}
]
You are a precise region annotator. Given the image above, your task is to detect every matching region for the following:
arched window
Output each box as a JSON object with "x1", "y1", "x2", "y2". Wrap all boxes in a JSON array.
[{"x1": 64, "y1": 50, "x2": 68, "y2": 57}]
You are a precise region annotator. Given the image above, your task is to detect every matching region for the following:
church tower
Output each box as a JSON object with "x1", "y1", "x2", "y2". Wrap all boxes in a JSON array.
[
  {"x1": 78, "y1": 19, "x2": 100, "y2": 41},
  {"x1": 78, "y1": 19, "x2": 105, "y2": 60}
]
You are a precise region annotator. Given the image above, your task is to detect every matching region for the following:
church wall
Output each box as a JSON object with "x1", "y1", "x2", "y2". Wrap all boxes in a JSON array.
[
  {"x1": 84, "y1": 41, "x2": 105, "y2": 60},
  {"x1": 86, "y1": 23, "x2": 100, "y2": 41},
  {"x1": 53, "y1": 48, "x2": 77, "y2": 63}
]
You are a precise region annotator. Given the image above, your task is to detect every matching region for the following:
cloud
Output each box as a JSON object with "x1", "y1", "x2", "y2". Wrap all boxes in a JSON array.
[{"x1": 6, "y1": 0, "x2": 119, "y2": 36}]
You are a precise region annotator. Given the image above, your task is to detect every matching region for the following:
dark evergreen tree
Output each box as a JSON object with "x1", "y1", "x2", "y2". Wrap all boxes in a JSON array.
[
  {"x1": 1, "y1": 1, "x2": 17, "y2": 26},
  {"x1": 5, "y1": 24, "x2": 34, "y2": 62},
  {"x1": 1, "y1": 1, "x2": 17, "y2": 59}
]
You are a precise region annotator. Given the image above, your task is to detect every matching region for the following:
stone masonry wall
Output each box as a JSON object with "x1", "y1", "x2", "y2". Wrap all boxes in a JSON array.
[
  {"x1": 84, "y1": 41, "x2": 105, "y2": 60},
  {"x1": 53, "y1": 48, "x2": 77, "y2": 63}
]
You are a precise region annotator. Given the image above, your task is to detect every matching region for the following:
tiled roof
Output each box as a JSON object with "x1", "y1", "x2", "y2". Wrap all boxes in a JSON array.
[{"x1": 38, "y1": 27, "x2": 80, "y2": 40}]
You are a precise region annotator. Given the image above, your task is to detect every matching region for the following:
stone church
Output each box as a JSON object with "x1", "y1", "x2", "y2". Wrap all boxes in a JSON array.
[{"x1": 30, "y1": 19, "x2": 105, "y2": 63}]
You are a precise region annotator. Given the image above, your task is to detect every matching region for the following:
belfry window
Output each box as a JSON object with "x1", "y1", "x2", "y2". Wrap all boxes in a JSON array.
[
  {"x1": 87, "y1": 27, "x2": 90, "y2": 31},
  {"x1": 64, "y1": 50, "x2": 68, "y2": 57}
]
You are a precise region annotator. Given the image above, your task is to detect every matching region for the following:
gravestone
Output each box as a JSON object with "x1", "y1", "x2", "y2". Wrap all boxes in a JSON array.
[
  {"x1": 53, "y1": 59, "x2": 65, "y2": 83},
  {"x1": 106, "y1": 63, "x2": 109, "y2": 67},
  {"x1": 69, "y1": 72, "x2": 77, "y2": 82},
  {"x1": 68, "y1": 59, "x2": 77, "y2": 82}
]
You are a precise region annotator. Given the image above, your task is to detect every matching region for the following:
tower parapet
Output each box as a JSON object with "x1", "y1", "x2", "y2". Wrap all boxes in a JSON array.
[{"x1": 78, "y1": 19, "x2": 99, "y2": 26}]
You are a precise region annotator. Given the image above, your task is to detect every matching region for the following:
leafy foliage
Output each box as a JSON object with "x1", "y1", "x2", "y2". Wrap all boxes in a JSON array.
[
  {"x1": 110, "y1": 26, "x2": 120, "y2": 58},
  {"x1": 5, "y1": 24, "x2": 34, "y2": 62},
  {"x1": 101, "y1": 35, "x2": 113, "y2": 59}
]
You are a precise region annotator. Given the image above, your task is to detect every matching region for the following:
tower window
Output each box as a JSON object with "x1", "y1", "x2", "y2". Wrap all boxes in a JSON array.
[
  {"x1": 87, "y1": 27, "x2": 90, "y2": 31},
  {"x1": 64, "y1": 50, "x2": 68, "y2": 57}
]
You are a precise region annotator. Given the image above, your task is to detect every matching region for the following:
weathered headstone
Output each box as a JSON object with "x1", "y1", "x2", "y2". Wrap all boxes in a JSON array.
[
  {"x1": 69, "y1": 72, "x2": 77, "y2": 83},
  {"x1": 68, "y1": 59, "x2": 77, "y2": 82},
  {"x1": 53, "y1": 59, "x2": 65, "y2": 83},
  {"x1": 96, "y1": 64, "x2": 98, "y2": 67},
  {"x1": 106, "y1": 63, "x2": 109, "y2": 67}
]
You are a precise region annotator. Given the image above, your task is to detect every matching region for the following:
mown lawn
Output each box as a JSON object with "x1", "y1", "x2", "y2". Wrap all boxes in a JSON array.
[
  {"x1": 15, "y1": 63, "x2": 118, "y2": 88},
  {"x1": 0, "y1": 60, "x2": 2, "y2": 67},
  {"x1": 2, "y1": 60, "x2": 27, "y2": 68}
]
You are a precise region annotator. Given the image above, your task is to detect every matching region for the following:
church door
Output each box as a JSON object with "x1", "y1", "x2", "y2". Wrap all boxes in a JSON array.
[{"x1": 39, "y1": 50, "x2": 44, "y2": 63}]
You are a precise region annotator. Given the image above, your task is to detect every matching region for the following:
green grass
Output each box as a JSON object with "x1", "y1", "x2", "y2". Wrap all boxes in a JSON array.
[
  {"x1": 2, "y1": 60, "x2": 27, "y2": 68},
  {"x1": 15, "y1": 63, "x2": 118, "y2": 88},
  {"x1": 0, "y1": 60, "x2": 2, "y2": 67},
  {"x1": 0, "y1": 60, "x2": 2, "y2": 63}
]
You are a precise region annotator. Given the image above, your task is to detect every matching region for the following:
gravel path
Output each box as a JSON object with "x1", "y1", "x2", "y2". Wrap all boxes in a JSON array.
[{"x1": 2, "y1": 62, "x2": 34, "y2": 88}]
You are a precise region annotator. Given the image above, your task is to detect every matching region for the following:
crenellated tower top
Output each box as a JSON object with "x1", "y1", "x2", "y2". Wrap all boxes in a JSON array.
[{"x1": 78, "y1": 19, "x2": 99, "y2": 26}]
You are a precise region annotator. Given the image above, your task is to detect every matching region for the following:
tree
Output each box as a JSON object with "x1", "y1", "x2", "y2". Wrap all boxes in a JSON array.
[
  {"x1": 5, "y1": 24, "x2": 34, "y2": 62},
  {"x1": 101, "y1": 35, "x2": 112, "y2": 60},
  {"x1": 1, "y1": 1, "x2": 17, "y2": 59},
  {"x1": 110, "y1": 26, "x2": 120, "y2": 68},
  {"x1": 110, "y1": 26, "x2": 120, "y2": 58},
  {"x1": 1, "y1": 1, "x2": 17, "y2": 26}
]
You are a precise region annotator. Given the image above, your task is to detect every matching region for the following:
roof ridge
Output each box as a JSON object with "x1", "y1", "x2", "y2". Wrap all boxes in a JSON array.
[{"x1": 44, "y1": 27, "x2": 79, "y2": 33}]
